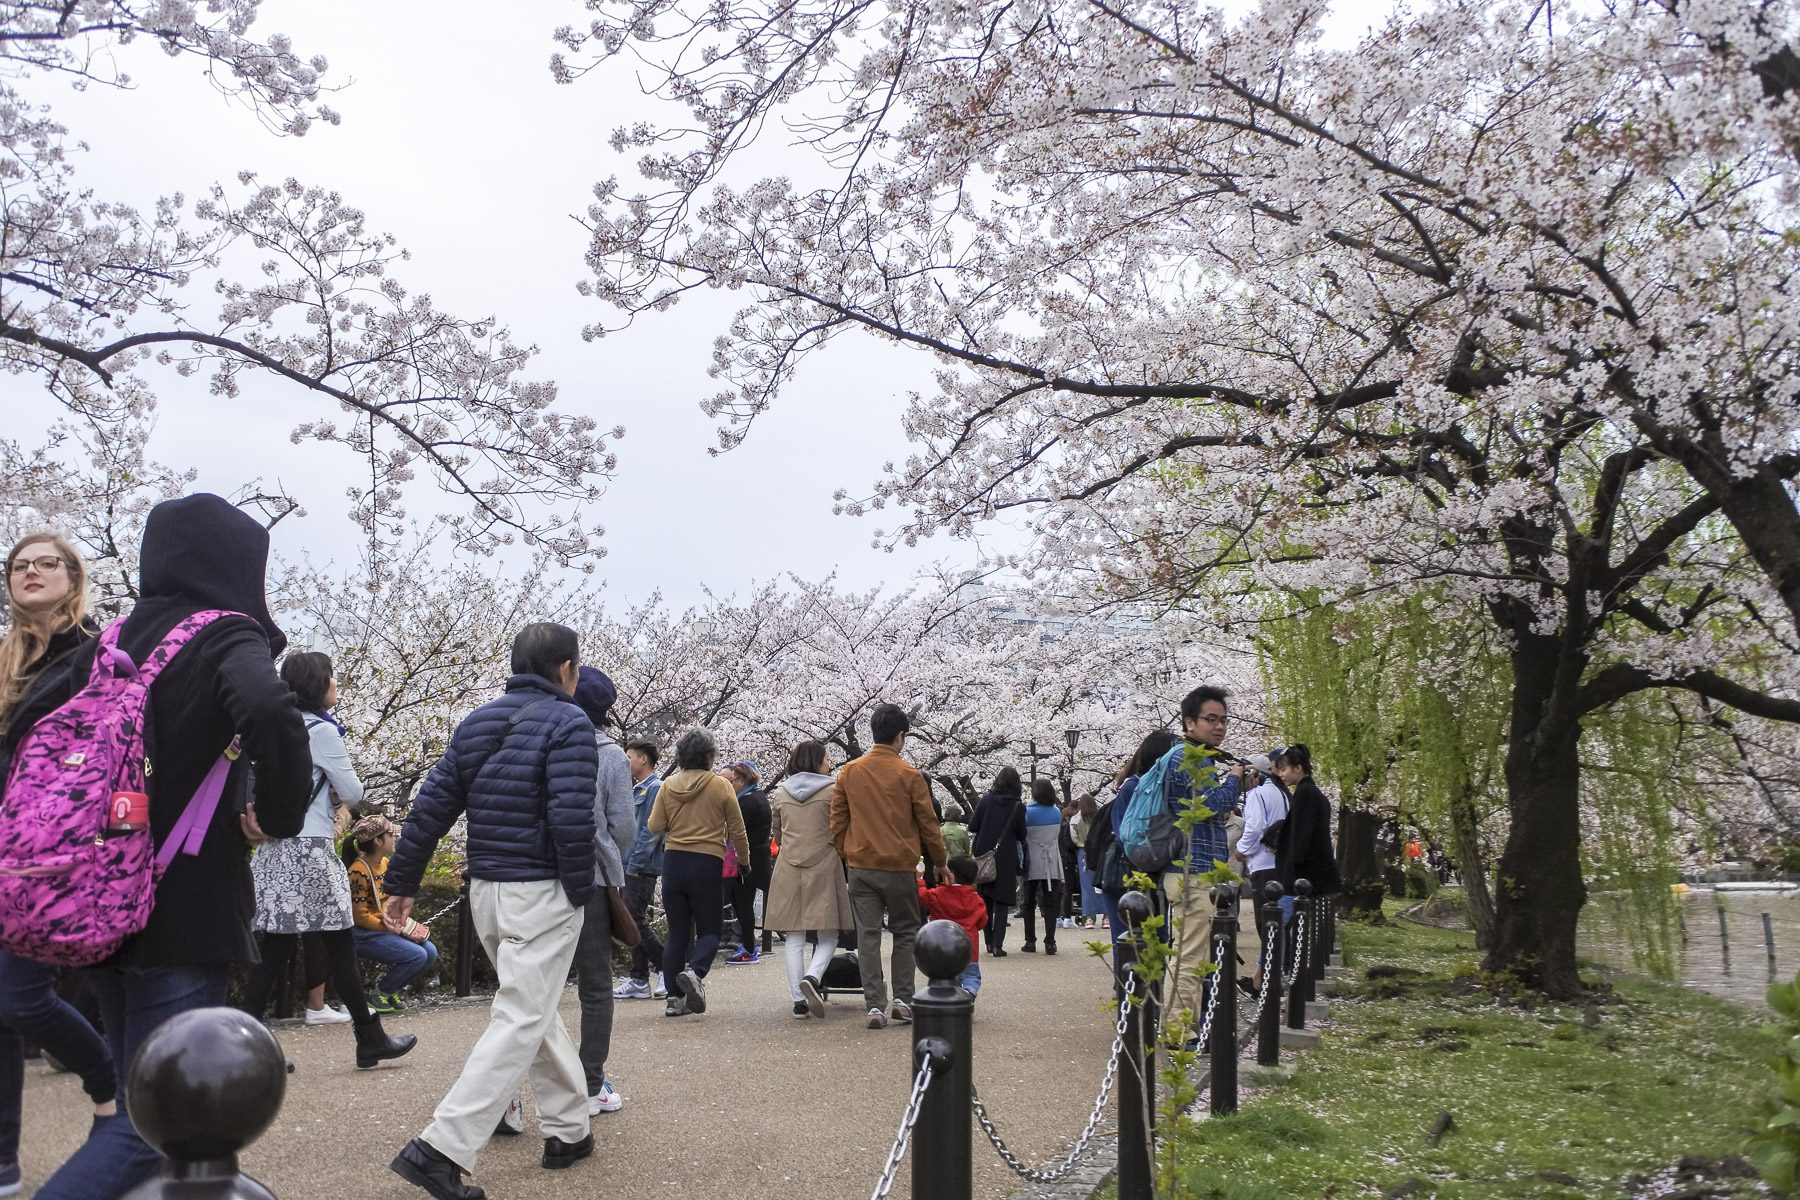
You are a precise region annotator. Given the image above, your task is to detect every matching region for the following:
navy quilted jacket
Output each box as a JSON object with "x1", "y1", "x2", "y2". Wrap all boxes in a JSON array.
[{"x1": 385, "y1": 674, "x2": 598, "y2": 907}]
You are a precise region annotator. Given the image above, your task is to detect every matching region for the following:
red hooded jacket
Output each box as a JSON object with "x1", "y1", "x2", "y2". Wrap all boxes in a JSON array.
[{"x1": 918, "y1": 880, "x2": 986, "y2": 962}]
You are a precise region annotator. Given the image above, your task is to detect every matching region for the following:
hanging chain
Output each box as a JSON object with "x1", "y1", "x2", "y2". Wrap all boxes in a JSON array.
[
  {"x1": 1247, "y1": 923, "x2": 1281, "y2": 1026},
  {"x1": 1282, "y1": 912, "x2": 1309, "y2": 990},
  {"x1": 973, "y1": 971, "x2": 1139, "y2": 1182},
  {"x1": 1191, "y1": 936, "x2": 1227, "y2": 1051},
  {"x1": 868, "y1": 1056, "x2": 936, "y2": 1200}
]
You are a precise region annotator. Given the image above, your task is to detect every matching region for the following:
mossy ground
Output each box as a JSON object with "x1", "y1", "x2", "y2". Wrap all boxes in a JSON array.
[{"x1": 1105, "y1": 904, "x2": 1780, "y2": 1199}]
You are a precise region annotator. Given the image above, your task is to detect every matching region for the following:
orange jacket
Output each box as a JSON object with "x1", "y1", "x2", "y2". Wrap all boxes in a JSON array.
[
  {"x1": 830, "y1": 745, "x2": 947, "y2": 873},
  {"x1": 918, "y1": 879, "x2": 986, "y2": 963}
]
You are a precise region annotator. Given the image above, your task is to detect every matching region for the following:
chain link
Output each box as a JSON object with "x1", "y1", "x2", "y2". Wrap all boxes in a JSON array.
[
  {"x1": 1190, "y1": 935, "x2": 1227, "y2": 1051},
  {"x1": 868, "y1": 1056, "x2": 936, "y2": 1200},
  {"x1": 1246, "y1": 922, "x2": 1281, "y2": 1027},
  {"x1": 973, "y1": 971, "x2": 1140, "y2": 1182},
  {"x1": 1282, "y1": 912, "x2": 1309, "y2": 990}
]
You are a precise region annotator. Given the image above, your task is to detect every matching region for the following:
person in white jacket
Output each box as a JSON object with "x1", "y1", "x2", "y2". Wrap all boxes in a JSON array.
[{"x1": 1235, "y1": 751, "x2": 1290, "y2": 990}]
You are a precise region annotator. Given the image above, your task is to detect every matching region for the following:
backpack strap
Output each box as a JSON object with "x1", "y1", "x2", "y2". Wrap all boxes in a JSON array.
[{"x1": 156, "y1": 736, "x2": 239, "y2": 868}]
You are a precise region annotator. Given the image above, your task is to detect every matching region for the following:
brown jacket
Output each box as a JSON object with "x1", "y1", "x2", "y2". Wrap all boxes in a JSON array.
[
  {"x1": 830, "y1": 744, "x2": 947, "y2": 873},
  {"x1": 647, "y1": 769, "x2": 751, "y2": 864}
]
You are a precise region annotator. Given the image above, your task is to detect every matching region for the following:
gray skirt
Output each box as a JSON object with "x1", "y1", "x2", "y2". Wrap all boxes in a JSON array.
[{"x1": 251, "y1": 836, "x2": 354, "y2": 934}]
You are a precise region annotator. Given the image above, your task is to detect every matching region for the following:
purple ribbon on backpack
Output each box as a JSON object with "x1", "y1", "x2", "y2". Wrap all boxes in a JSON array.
[{"x1": 155, "y1": 737, "x2": 239, "y2": 869}]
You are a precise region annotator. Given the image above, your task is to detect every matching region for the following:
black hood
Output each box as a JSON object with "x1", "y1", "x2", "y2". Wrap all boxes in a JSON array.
[{"x1": 135, "y1": 493, "x2": 286, "y2": 654}]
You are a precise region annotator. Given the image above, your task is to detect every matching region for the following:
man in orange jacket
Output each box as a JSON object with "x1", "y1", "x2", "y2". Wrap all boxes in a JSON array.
[{"x1": 831, "y1": 703, "x2": 950, "y2": 1029}]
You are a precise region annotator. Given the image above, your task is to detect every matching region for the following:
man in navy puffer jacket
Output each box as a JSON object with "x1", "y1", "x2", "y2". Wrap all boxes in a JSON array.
[{"x1": 385, "y1": 623, "x2": 599, "y2": 1200}]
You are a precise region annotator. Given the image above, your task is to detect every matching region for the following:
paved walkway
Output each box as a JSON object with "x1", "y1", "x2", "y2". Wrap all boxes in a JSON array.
[{"x1": 14, "y1": 936, "x2": 1124, "y2": 1199}]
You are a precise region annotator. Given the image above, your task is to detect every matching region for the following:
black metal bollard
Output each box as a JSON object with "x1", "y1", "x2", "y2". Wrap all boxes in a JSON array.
[
  {"x1": 1287, "y1": 880, "x2": 1312, "y2": 1030},
  {"x1": 1257, "y1": 881, "x2": 1285, "y2": 1067},
  {"x1": 454, "y1": 875, "x2": 475, "y2": 998},
  {"x1": 1208, "y1": 887, "x2": 1239, "y2": 1116},
  {"x1": 120, "y1": 1008, "x2": 286, "y2": 1199},
  {"x1": 1116, "y1": 891, "x2": 1156, "y2": 1200},
  {"x1": 912, "y1": 919, "x2": 973, "y2": 1200}
]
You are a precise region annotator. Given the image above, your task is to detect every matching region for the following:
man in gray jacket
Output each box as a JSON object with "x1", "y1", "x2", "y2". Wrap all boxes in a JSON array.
[{"x1": 571, "y1": 667, "x2": 638, "y2": 1115}]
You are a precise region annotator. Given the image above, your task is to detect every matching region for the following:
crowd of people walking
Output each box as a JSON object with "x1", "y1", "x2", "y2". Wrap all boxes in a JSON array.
[{"x1": 0, "y1": 495, "x2": 1339, "y2": 1200}]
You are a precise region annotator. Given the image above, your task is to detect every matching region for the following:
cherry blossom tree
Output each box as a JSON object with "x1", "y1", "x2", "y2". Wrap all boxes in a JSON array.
[
  {"x1": 2, "y1": 3, "x2": 616, "y2": 559},
  {"x1": 563, "y1": 0, "x2": 1800, "y2": 995}
]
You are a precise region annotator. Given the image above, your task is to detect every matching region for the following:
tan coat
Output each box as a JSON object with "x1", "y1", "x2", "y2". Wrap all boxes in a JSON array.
[
  {"x1": 764, "y1": 775, "x2": 854, "y2": 932},
  {"x1": 646, "y1": 768, "x2": 751, "y2": 865},
  {"x1": 830, "y1": 744, "x2": 947, "y2": 872}
]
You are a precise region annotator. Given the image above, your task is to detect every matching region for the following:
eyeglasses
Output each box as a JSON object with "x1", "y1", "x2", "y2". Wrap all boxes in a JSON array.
[
  {"x1": 1193, "y1": 713, "x2": 1229, "y2": 726},
  {"x1": 8, "y1": 556, "x2": 67, "y2": 577}
]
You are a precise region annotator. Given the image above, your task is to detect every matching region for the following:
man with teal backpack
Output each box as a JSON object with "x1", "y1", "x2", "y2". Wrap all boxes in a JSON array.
[{"x1": 1154, "y1": 685, "x2": 1244, "y2": 1051}]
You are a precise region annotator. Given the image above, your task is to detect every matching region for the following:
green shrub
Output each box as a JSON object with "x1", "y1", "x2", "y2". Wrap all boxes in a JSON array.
[{"x1": 1749, "y1": 972, "x2": 1800, "y2": 1191}]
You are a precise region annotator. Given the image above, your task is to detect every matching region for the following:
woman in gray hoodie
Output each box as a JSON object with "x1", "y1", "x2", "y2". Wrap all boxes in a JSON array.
[{"x1": 763, "y1": 741, "x2": 855, "y2": 1018}]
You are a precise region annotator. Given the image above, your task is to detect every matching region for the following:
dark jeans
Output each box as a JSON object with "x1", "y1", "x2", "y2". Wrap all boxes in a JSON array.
[
  {"x1": 623, "y1": 873, "x2": 664, "y2": 982},
  {"x1": 980, "y1": 893, "x2": 1011, "y2": 952},
  {"x1": 241, "y1": 929, "x2": 370, "y2": 1025},
  {"x1": 0, "y1": 953, "x2": 117, "y2": 1164},
  {"x1": 36, "y1": 965, "x2": 227, "y2": 1200},
  {"x1": 1020, "y1": 878, "x2": 1062, "y2": 948},
  {"x1": 573, "y1": 890, "x2": 612, "y2": 1096},
  {"x1": 661, "y1": 850, "x2": 724, "y2": 996}
]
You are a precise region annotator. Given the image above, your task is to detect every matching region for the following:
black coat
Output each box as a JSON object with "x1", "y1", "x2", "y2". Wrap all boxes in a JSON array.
[
  {"x1": 67, "y1": 495, "x2": 313, "y2": 967},
  {"x1": 386, "y1": 674, "x2": 598, "y2": 909},
  {"x1": 968, "y1": 790, "x2": 1026, "y2": 900},
  {"x1": 0, "y1": 619, "x2": 99, "y2": 779},
  {"x1": 1277, "y1": 776, "x2": 1339, "y2": 896},
  {"x1": 737, "y1": 786, "x2": 773, "y2": 887}
]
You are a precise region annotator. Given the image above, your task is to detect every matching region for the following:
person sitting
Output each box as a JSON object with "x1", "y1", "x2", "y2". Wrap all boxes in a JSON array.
[{"x1": 344, "y1": 816, "x2": 440, "y2": 1010}]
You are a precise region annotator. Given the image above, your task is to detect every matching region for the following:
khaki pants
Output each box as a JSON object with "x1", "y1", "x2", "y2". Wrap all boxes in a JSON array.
[
  {"x1": 1162, "y1": 871, "x2": 1220, "y2": 1035},
  {"x1": 420, "y1": 879, "x2": 588, "y2": 1171},
  {"x1": 847, "y1": 868, "x2": 922, "y2": 1012}
]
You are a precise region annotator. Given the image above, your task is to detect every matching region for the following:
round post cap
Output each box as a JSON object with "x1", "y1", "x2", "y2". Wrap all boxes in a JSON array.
[
  {"x1": 915, "y1": 918, "x2": 972, "y2": 982},
  {"x1": 127, "y1": 1007, "x2": 287, "y2": 1163}
]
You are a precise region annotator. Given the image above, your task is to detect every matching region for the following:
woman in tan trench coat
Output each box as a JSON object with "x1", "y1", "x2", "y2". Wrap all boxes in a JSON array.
[{"x1": 764, "y1": 740, "x2": 856, "y2": 1018}]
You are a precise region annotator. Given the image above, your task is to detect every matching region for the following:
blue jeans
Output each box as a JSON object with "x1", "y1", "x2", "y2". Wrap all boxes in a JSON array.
[
  {"x1": 35, "y1": 965, "x2": 227, "y2": 1200},
  {"x1": 1076, "y1": 850, "x2": 1102, "y2": 917},
  {"x1": 353, "y1": 929, "x2": 440, "y2": 994},
  {"x1": 957, "y1": 963, "x2": 981, "y2": 997},
  {"x1": 0, "y1": 953, "x2": 117, "y2": 1164}
]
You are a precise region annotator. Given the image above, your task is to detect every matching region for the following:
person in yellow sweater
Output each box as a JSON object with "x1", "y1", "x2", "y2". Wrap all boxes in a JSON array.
[
  {"x1": 646, "y1": 727, "x2": 751, "y2": 1018},
  {"x1": 342, "y1": 815, "x2": 440, "y2": 1011}
]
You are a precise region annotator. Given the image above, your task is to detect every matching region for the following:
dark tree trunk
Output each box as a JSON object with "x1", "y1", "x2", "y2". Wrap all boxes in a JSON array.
[
  {"x1": 1336, "y1": 806, "x2": 1387, "y2": 918},
  {"x1": 1447, "y1": 780, "x2": 1496, "y2": 950},
  {"x1": 1484, "y1": 633, "x2": 1588, "y2": 999}
]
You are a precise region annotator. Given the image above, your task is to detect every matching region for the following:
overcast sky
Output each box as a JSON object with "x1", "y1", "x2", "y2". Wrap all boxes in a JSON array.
[{"x1": 15, "y1": 0, "x2": 1388, "y2": 611}]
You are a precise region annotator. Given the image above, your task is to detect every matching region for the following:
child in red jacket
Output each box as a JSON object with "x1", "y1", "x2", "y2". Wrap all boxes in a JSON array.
[{"x1": 918, "y1": 855, "x2": 987, "y2": 997}]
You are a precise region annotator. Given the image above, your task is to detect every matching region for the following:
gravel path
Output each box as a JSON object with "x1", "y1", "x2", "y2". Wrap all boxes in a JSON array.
[{"x1": 15, "y1": 935, "x2": 1124, "y2": 1199}]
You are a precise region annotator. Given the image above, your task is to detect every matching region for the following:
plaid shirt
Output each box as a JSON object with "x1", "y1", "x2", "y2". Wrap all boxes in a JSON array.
[{"x1": 1162, "y1": 742, "x2": 1241, "y2": 873}]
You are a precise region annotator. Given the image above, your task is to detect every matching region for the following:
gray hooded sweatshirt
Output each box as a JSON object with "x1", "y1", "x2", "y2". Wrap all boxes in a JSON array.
[{"x1": 593, "y1": 731, "x2": 638, "y2": 888}]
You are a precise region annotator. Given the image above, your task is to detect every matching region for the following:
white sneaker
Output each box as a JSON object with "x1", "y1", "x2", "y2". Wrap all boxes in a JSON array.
[
  {"x1": 867, "y1": 1007, "x2": 889, "y2": 1029},
  {"x1": 303, "y1": 1004, "x2": 351, "y2": 1026},
  {"x1": 494, "y1": 1096, "x2": 525, "y2": 1137},
  {"x1": 652, "y1": 977, "x2": 668, "y2": 998},
  {"x1": 588, "y1": 1081, "x2": 622, "y2": 1115},
  {"x1": 889, "y1": 1000, "x2": 913, "y2": 1025},
  {"x1": 612, "y1": 978, "x2": 651, "y2": 1000}
]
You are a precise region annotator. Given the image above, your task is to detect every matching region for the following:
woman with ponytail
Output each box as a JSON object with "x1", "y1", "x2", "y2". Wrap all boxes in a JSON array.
[{"x1": 0, "y1": 533, "x2": 116, "y2": 1195}]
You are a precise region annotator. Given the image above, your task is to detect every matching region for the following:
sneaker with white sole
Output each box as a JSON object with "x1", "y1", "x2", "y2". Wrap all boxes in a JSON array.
[
  {"x1": 889, "y1": 1000, "x2": 913, "y2": 1025},
  {"x1": 652, "y1": 977, "x2": 668, "y2": 998},
  {"x1": 0, "y1": 1158, "x2": 20, "y2": 1197},
  {"x1": 303, "y1": 1004, "x2": 352, "y2": 1026},
  {"x1": 677, "y1": 968, "x2": 706, "y2": 1014},
  {"x1": 494, "y1": 1096, "x2": 525, "y2": 1137},
  {"x1": 867, "y1": 1007, "x2": 889, "y2": 1029},
  {"x1": 588, "y1": 1081, "x2": 622, "y2": 1114},
  {"x1": 612, "y1": 978, "x2": 651, "y2": 1000}
]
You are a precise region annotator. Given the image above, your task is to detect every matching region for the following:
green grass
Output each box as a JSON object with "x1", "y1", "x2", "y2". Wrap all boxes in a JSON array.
[{"x1": 1117, "y1": 908, "x2": 1781, "y2": 1199}]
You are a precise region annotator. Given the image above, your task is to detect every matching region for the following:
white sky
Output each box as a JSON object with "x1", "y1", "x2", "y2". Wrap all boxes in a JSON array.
[{"x1": 9, "y1": 0, "x2": 1390, "y2": 609}]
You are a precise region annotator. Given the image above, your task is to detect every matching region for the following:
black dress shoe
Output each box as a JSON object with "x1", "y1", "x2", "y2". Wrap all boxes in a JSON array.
[
  {"x1": 391, "y1": 1138, "x2": 486, "y2": 1200},
  {"x1": 542, "y1": 1132, "x2": 594, "y2": 1170},
  {"x1": 1021, "y1": 943, "x2": 1037, "y2": 953},
  {"x1": 990, "y1": 947, "x2": 1009, "y2": 957}
]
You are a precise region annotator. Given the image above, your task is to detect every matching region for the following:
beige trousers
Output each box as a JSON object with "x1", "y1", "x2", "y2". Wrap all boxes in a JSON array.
[
  {"x1": 420, "y1": 879, "x2": 588, "y2": 1170},
  {"x1": 1162, "y1": 870, "x2": 1220, "y2": 1035}
]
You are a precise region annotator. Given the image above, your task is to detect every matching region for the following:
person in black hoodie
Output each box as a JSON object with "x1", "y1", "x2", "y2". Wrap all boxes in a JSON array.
[
  {"x1": 968, "y1": 767, "x2": 1027, "y2": 955},
  {"x1": 32, "y1": 494, "x2": 315, "y2": 1200}
]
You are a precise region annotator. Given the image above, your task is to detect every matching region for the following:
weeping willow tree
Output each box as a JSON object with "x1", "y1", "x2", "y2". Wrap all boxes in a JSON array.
[{"x1": 1259, "y1": 587, "x2": 1737, "y2": 970}]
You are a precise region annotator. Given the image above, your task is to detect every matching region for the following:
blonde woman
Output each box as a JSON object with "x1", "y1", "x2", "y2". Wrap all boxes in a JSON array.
[{"x1": 0, "y1": 534, "x2": 116, "y2": 1194}]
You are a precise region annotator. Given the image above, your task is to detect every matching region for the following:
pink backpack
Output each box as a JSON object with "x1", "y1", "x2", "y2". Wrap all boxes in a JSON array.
[{"x1": 0, "y1": 610, "x2": 242, "y2": 966}]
